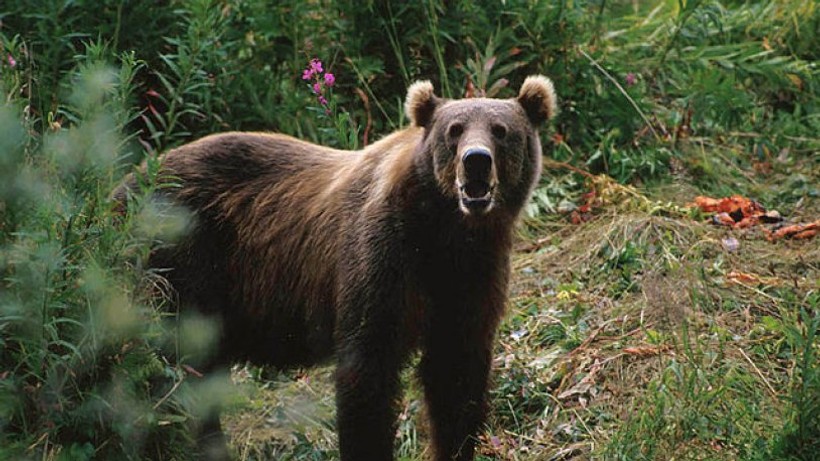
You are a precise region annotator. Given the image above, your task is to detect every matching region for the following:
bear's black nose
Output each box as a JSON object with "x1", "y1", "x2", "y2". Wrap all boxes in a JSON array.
[{"x1": 462, "y1": 148, "x2": 493, "y2": 180}]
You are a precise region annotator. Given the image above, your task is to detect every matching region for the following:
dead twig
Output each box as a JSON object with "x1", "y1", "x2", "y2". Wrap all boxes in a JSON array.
[{"x1": 738, "y1": 346, "x2": 778, "y2": 400}]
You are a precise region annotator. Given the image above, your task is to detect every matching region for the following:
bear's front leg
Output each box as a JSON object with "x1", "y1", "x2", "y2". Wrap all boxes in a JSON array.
[
  {"x1": 335, "y1": 341, "x2": 403, "y2": 460},
  {"x1": 420, "y1": 295, "x2": 501, "y2": 461},
  {"x1": 334, "y1": 234, "x2": 408, "y2": 461},
  {"x1": 420, "y1": 339, "x2": 493, "y2": 461}
]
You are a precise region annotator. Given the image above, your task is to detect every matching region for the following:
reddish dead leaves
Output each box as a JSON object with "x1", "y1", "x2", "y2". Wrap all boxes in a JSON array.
[
  {"x1": 570, "y1": 190, "x2": 598, "y2": 224},
  {"x1": 765, "y1": 221, "x2": 818, "y2": 241},
  {"x1": 692, "y1": 195, "x2": 774, "y2": 229},
  {"x1": 691, "y1": 195, "x2": 816, "y2": 241}
]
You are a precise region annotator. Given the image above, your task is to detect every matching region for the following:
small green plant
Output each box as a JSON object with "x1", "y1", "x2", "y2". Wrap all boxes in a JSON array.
[
  {"x1": 141, "y1": 0, "x2": 230, "y2": 152},
  {"x1": 766, "y1": 292, "x2": 820, "y2": 460}
]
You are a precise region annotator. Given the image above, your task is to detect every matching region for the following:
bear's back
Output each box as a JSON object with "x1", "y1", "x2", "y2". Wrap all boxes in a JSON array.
[{"x1": 141, "y1": 131, "x2": 421, "y2": 367}]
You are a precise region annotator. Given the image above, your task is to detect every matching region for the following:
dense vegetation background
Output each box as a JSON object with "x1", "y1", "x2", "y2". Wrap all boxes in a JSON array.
[{"x1": 0, "y1": 0, "x2": 817, "y2": 460}]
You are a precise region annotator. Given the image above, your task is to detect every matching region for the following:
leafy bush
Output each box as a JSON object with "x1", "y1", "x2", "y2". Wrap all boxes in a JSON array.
[{"x1": 0, "y1": 53, "x2": 191, "y2": 459}]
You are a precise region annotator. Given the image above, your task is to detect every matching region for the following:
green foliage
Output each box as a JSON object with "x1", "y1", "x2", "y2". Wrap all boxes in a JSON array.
[
  {"x1": 5, "y1": 0, "x2": 816, "y2": 176},
  {"x1": 0, "y1": 47, "x2": 223, "y2": 460}
]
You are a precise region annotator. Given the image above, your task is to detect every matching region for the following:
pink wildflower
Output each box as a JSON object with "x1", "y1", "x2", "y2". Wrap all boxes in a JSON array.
[
  {"x1": 625, "y1": 72, "x2": 637, "y2": 86},
  {"x1": 7, "y1": 54, "x2": 16, "y2": 68},
  {"x1": 301, "y1": 58, "x2": 336, "y2": 114}
]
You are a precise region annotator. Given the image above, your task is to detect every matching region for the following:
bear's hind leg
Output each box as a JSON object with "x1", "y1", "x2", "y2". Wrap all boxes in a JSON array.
[{"x1": 198, "y1": 411, "x2": 231, "y2": 461}]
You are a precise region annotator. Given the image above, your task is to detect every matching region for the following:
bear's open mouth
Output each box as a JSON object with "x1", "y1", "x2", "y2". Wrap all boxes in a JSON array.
[
  {"x1": 462, "y1": 180, "x2": 490, "y2": 199},
  {"x1": 459, "y1": 180, "x2": 494, "y2": 213}
]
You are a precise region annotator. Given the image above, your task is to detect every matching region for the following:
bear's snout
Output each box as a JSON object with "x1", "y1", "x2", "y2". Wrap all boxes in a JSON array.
[
  {"x1": 462, "y1": 148, "x2": 493, "y2": 181},
  {"x1": 458, "y1": 146, "x2": 496, "y2": 215}
]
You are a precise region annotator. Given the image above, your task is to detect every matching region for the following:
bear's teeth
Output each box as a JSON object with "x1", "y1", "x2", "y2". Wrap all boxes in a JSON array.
[{"x1": 461, "y1": 181, "x2": 491, "y2": 199}]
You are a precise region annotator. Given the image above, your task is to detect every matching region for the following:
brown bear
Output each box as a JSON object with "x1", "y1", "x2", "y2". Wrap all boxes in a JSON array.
[{"x1": 116, "y1": 75, "x2": 557, "y2": 460}]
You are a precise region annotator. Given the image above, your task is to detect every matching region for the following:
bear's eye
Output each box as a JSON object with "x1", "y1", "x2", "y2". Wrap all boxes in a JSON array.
[
  {"x1": 448, "y1": 123, "x2": 464, "y2": 139},
  {"x1": 491, "y1": 124, "x2": 507, "y2": 140}
]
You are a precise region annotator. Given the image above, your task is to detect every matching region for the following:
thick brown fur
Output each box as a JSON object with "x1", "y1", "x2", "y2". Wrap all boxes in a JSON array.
[{"x1": 115, "y1": 76, "x2": 557, "y2": 461}]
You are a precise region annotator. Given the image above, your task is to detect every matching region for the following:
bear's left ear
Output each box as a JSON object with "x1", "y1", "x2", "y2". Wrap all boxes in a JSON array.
[
  {"x1": 517, "y1": 75, "x2": 558, "y2": 126},
  {"x1": 405, "y1": 80, "x2": 439, "y2": 128}
]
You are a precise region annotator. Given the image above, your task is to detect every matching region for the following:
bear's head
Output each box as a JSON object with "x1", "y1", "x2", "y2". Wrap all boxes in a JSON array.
[{"x1": 406, "y1": 76, "x2": 557, "y2": 217}]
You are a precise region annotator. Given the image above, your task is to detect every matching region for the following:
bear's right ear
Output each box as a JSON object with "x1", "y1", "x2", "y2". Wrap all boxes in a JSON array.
[
  {"x1": 517, "y1": 75, "x2": 558, "y2": 126},
  {"x1": 405, "y1": 80, "x2": 439, "y2": 128}
]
